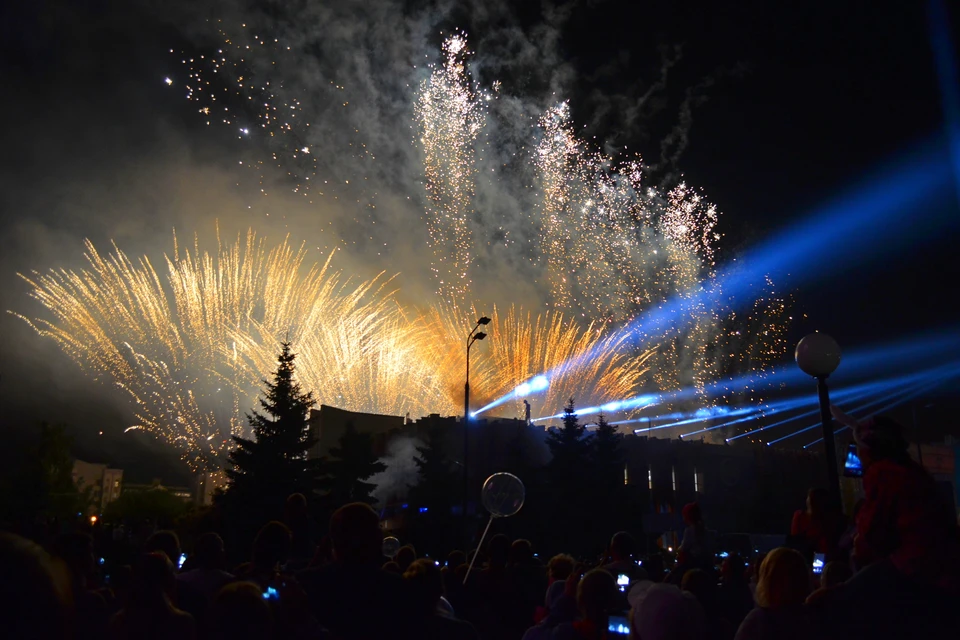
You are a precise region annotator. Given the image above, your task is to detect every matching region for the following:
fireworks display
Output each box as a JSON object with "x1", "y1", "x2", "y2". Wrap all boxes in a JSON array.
[
  {"x1": 16, "y1": 230, "x2": 656, "y2": 468},
  {"x1": 15, "y1": 24, "x2": 795, "y2": 463},
  {"x1": 415, "y1": 34, "x2": 484, "y2": 306}
]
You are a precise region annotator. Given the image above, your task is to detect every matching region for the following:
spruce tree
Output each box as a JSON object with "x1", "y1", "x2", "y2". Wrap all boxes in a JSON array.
[
  {"x1": 221, "y1": 343, "x2": 322, "y2": 534},
  {"x1": 545, "y1": 397, "x2": 589, "y2": 470},
  {"x1": 409, "y1": 426, "x2": 458, "y2": 512},
  {"x1": 327, "y1": 423, "x2": 387, "y2": 506},
  {"x1": 544, "y1": 398, "x2": 591, "y2": 554},
  {"x1": 590, "y1": 412, "x2": 627, "y2": 541},
  {"x1": 407, "y1": 426, "x2": 459, "y2": 555},
  {"x1": 591, "y1": 411, "x2": 624, "y2": 490}
]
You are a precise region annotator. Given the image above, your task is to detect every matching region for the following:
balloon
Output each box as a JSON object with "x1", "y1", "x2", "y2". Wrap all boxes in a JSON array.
[
  {"x1": 481, "y1": 472, "x2": 525, "y2": 517},
  {"x1": 382, "y1": 536, "x2": 400, "y2": 559}
]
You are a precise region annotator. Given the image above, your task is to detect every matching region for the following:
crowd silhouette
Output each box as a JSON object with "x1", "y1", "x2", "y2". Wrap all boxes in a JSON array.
[{"x1": 2, "y1": 413, "x2": 959, "y2": 640}]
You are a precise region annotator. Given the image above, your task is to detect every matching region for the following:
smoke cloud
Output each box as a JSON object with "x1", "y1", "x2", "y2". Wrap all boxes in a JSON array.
[
  {"x1": 0, "y1": 0, "x2": 766, "y2": 472},
  {"x1": 369, "y1": 435, "x2": 425, "y2": 506}
]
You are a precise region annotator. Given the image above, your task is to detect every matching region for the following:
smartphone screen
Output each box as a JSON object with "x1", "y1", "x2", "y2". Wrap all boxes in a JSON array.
[
  {"x1": 178, "y1": 553, "x2": 187, "y2": 569},
  {"x1": 608, "y1": 614, "x2": 630, "y2": 636},
  {"x1": 812, "y1": 553, "x2": 825, "y2": 574},
  {"x1": 843, "y1": 443, "x2": 863, "y2": 478},
  {"x1": 616, "y1": 573, "x2": 630, "y2": 593},
  {"x1": 262, "y1": 586, "x2": 280, "y2": 601}
]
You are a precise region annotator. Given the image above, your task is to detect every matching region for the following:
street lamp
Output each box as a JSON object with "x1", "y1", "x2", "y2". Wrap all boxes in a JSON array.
[
  {"x1": 795, "y1": 332, "x2": 843, "y2": 511},
  {"x1": 463, "y1": 316, "x2": 490, "y2": 521}
]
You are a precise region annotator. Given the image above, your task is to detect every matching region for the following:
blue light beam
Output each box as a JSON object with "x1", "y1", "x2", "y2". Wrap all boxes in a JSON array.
[{"x1": 477, "y1": 145, "x2": 956, "y2": 416}]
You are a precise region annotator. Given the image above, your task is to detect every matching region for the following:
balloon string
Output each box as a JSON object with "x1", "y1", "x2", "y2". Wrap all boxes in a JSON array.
[{"x1": 463, "y1": 515, "x2": 494, "y2": 585}]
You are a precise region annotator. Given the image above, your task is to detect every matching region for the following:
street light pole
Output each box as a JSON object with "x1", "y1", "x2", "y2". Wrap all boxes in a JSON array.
[
  {"x1": 796, "y1": 332, "x2": 843, "y2": 513},
  {"x1": 816, "y1": 376, "x2": 841, "y2": 510},
  {"x1": 463, "y1": 316, "x2": 490, "y2": 524}
]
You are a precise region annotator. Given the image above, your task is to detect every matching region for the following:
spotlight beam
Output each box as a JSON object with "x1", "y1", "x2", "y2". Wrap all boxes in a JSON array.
[
  {"x1": 526, "y1": 324, "x2": 960, "y2": 422},
  {"x1": 478, "y1": 147, "x2": 955, "y2": 415},
  {"x1": 800, "y1": 378, "x2": 947, "y2": 449},
  {"x1": 734, "y1": 362, "x2": 960, "y2": 444}
]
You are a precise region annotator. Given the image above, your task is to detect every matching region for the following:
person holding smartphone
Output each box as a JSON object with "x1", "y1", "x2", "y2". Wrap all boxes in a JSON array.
[{"x1": 823, "y1": 408, "x2": 960, "y2": 638}]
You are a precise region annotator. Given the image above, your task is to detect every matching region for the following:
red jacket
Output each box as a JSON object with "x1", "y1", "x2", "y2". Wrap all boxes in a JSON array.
[
  {"x1": 856, "y1": 458, "x2": 960, "y2": 590},
  {"x1": 791, "y1": 510, "x2": 841, "y2": 556}
]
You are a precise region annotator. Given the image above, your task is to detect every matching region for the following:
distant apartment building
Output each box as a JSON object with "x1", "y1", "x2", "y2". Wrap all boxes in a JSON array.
[
  {"x1": 72, "y1": 459, "x2": 123, "y2": 514},
  {"x1": 123, "y1": 479, "x2": 193, "y2": 502}
]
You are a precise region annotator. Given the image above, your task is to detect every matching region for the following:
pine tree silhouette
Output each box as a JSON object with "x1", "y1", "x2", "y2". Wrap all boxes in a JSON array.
[
  {"x1": 545, "y1": 397, "x2": 589, "y2": 469},
  {"x1": 328, "y1": 422, "x2": 386, "y2": 505},
  {"x1": 410, "y1": 426, "x2": 458, "y2": 511},
  {"x1": 220, "y1": 343, "x2": 324, "y2": 545},
  {"x1": 544, "y1": 398, "x2": 592, "y2": 555},
  {"x1": 591, "y1": 411, "x2": 624, "y2": 490}
]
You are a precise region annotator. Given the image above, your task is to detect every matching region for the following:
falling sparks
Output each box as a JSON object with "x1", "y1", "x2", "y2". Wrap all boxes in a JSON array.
[
  {"x1": 16, "y1": 231, "x2": 656, "y2": 468},
  {"x1": 14, "y1": 30, "x2": 797, "y2": 464},
  {"x1": 415, "y1": 33, "x2": 484, "y2": 307}
]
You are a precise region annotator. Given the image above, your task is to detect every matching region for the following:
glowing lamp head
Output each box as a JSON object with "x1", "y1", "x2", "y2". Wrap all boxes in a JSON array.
[
  {"x1": 795, "y1": 332, "x2": 841, "y2": 378},
  {"x1": 89, "y1": 515, "x2": 98, "y2": 525}
]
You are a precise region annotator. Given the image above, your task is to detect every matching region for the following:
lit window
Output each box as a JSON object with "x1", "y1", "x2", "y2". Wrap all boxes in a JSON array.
[
  {"x1": 694, "y1": 467, "x2": 699, "y2": 493},
  {"x1": 647, "y1": 465, "x2": 653, "y2": 490},
  {"x1": 671, "y1": 466, "x2": 676, "y2": 491},
  {"x1": 623, "y1": 464, "x2": 629, "y2": 486}
]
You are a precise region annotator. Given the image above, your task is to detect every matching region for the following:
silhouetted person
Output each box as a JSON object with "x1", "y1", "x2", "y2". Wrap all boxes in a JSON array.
[
  {"x1": 299, "y1": 502, "x2": 418, "y2": 638},
  {"x1": 734, "y1": 548, "x2": 813, "y2": 640},
  {"x1": 177, "y1": 533, "x2": 234, "y2": 601},
  {"x1": 790, "y1": 488, "x2": 841, "y2": 561},
  {"x1": 717, "y1": 554, "x2": 754, "y2": 632},
  {"x1": 474, "y1": 533, "x2": 514, "y2": 637},
  {"x1": 396, "y1": 544, "x2": 417, "y2": 572},
  {"x1": 603, "y1": 531, "x2": 648, "y2": 583},
  {"x1": 805, "y1": 561, "x2": 853, "y2": 610},
  {"x1": 551, "y1": 569, "x2": 617, "y2": 640},
  {"x1": 108, "y1": 552, "x2": 196, "y2": 640},
  {"x1": 629, "y1": 581, "x2": 706, "y2": 640},
  {"x1": 283, "y1": 493, "x2": 314, "y2": 571},
  {"x1": 206, "y1": 581, "x2": 274, "y2": 640},
  {"x1": 145, "y1": 530, "x2": 181, "y2": 568},
  {"x1": 0, "y1": 532, "x2": 72, "y2": 640},
  {"x1": 235, "y1": 521, "x2": 292, "y2": 590},
  {"x1": 507, "y1": 539, "x2": 547, "y2": 632},
  {"x1": 547, "y1": 554, "x2": 575, "y2": 584},
  {"x1": 684, "y1": 569, "x2": 730, "y2": 640},
  {"x1": 53, "y1": 532, "x2": 109, "y2": 640},
  {"x1": 821, "y1": 410, "x2": 960, "y2": 638},
  {"x1": 404, "y1": 558, "x2": 480, "y2": 639},
  {"x1": 176, "y1": 532, "x2": 234, "y2": 625},
  {"x1": 680, "y1": 503, "x2": 713, "y2": 570}
]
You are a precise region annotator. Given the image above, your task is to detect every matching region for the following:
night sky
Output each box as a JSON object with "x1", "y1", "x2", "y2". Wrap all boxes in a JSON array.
[{"x1": 1, "y1": 0, "x2": 957, "y2": 482}]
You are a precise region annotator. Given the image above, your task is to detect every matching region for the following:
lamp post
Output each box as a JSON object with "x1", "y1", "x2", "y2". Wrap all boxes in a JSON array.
[
  {"x1": 463, "y1": 316, "x2": 490, "y2": 522},
  {"x1": 795, "y1": 332, "x2": 843, "y2": 512}
]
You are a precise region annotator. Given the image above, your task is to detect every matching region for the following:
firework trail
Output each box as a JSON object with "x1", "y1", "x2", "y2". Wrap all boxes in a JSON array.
[
  {"x1": 15, "y1": 27, "x2": 795, "y2": 459},
  {"x1": 16, "y1": 230, "x2": 655, "y2": 466},
  {"x1": 15, "y1": 231, "x2": 425, "y2": 469},
  {"x1": 415, "y1": 34, "x2": 485, "y2": 306},
  {"x1": 531, "y1": 98, "x2": 788, "y2": 413},
  {"x1": 417, "y1": 304, "x2": 654, "y2": 420}
]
